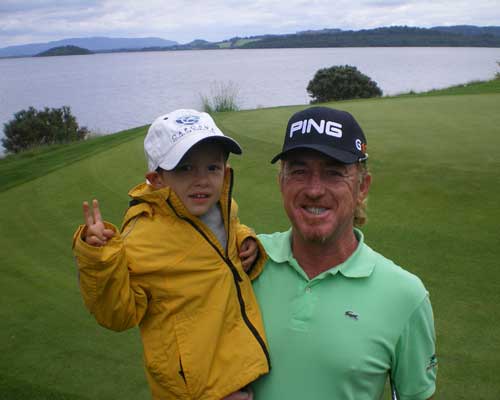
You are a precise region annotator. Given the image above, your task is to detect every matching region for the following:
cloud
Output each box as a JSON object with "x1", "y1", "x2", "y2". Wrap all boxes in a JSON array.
[{"x1": 0, "y1": 0, "x2": 499, "y2": 47}]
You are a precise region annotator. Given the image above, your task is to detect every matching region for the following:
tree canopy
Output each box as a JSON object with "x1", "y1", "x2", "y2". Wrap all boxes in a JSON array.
[{"x1": 2, "y1": 106, "x2": 88, "y2": 154}]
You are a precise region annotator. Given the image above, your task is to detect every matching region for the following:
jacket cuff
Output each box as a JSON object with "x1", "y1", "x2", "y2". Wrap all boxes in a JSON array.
[
  {"x1": 72, "y1": 222, "x2": 121, "y2": 263},
  {"x1": 246, "y1": 237, "x2": 268, "y2": 281}
]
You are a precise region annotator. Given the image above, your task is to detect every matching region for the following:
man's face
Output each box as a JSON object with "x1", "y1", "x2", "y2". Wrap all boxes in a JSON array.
[
  {"x1": 279, "y1": 149, "x2": 370, "y2": 245},
  {"x1": 159, "y1": 141, "x2": 226, "y2": 216}
]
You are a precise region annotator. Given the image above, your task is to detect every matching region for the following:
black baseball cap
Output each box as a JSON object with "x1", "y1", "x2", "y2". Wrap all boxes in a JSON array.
[{"x1": 270, "y1": 107, "x2": 368, "y2": 164}]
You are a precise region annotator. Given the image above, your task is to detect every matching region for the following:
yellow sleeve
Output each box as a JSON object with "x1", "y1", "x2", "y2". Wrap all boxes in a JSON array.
[
  {"x1": 235, "y1": 222, "x2": 268, "y2": 281},
  {"x1": 72, "y1": 223, "x2": 148, "y2": 331}
]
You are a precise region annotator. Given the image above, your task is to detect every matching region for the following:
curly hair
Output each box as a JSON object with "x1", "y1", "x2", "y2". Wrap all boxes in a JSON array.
[{"x1": 354, "y1": 161, "x2": 369, "y2": 227}]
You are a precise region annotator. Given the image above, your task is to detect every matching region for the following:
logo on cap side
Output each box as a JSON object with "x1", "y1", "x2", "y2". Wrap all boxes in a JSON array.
[
  {"x1": 289, "y1": 119, "x2": 343, "y2": 139},
  {"x1": 176, "y1": 115, "x2": 200, "y2": 125}
]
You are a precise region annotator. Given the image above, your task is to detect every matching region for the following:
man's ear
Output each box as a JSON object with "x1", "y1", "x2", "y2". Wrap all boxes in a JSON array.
[
  {"x1": 358, "y1": 173, "x2": 372, "y2": 203},
  {"x1": 278, "y1": 163, "x2": 285, "y2": 194},
  {"x1": 145, "y1": 171, "x2": 165, "y2": 189}
]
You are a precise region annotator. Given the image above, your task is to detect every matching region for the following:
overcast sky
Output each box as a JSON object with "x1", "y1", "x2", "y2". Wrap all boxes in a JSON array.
[{"x1": 1, "y1": 0, "x2": 499, "y2": 47}]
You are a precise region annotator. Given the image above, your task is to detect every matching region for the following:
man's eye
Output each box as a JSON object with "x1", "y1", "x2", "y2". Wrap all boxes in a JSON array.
[{"x1": 291, "y1": 169, "x2": 306, "y2": 175}]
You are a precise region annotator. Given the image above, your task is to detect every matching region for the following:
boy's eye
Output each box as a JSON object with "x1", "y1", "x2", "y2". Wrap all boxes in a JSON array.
[
  {"x1": 208, "y1": 164, "x2": 222, "y2": 172},
  {"x1": 176, "y1": 164, "x2": 192, "y2": 172}
]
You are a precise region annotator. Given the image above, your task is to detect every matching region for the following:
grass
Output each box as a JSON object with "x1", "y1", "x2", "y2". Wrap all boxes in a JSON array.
[
  {"x1": 395, "y1": 76, "x2": 500, "y2": 97},
  {"x1": 0, "y1": 125, "x2": 146, "y2": 192},
  {"x1": 1, "y1": 80, "x2": 499, "y2": 399}
]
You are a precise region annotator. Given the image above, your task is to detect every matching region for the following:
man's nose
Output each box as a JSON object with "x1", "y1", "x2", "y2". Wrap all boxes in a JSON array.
[{"x1": 304, "y1": 171, "x2": 325, "y2": 197}]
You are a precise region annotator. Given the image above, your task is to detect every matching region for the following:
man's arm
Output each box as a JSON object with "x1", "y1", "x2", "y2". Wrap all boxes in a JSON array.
[{"x1": 392, "y1": 295, "x2": 437, "y2": 400}]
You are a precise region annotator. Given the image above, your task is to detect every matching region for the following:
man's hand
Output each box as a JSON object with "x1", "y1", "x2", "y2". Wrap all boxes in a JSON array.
[
  {"x1": 82, "y1": 199, "x2": 115, "y2": 247},
  {"x1": 239, "y1": 237, "x2": 258, "y2": 272}
]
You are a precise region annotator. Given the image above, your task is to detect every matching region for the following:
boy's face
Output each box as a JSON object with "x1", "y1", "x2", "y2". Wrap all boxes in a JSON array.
[{"x1": 156, "y1": 141, "x2": 226, "y2": 217}]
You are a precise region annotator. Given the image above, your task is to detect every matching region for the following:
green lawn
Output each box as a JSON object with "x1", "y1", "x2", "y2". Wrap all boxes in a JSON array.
[{"x1": 1, "y1": 81, "x2": 499, "y2": 399}]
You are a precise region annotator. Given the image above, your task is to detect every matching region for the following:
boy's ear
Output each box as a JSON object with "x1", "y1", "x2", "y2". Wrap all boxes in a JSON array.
[{"x1": 145, "y1": 171, "x2": 164, "y2": 189}]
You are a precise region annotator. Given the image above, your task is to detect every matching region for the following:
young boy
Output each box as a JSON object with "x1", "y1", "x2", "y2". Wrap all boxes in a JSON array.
[{"x1": 72, "y1": 109, "x2": 270, "y2": 400}]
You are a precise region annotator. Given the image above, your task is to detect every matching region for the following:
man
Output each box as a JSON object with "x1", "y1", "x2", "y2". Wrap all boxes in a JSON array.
[{"x1": 252, "y1": 107, "x2": 437, "y2": 400}]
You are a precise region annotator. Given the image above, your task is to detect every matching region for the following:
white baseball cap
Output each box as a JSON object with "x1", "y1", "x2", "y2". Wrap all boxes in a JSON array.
[{"x1": 144, "y1": 109, "x2": 242, "y2": 171}]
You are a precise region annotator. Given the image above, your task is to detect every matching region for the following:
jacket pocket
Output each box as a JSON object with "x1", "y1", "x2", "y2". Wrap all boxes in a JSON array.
[
  {"x1": 140, "y1": 301, "x2": 187, "y2": 398},
  {"x1": 173, "y1": 307, "x2": 266, "y2": 400}
]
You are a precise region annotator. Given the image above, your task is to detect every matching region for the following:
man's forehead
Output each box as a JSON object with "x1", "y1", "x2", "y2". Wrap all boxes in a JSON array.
[{"x1": 283, "y1": 149, "x2": 347, "y2": 166}]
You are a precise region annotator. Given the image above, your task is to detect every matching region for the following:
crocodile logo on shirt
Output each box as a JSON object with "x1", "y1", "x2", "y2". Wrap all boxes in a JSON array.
[
  {"x1": 345, "y1": 310, "x2": 359, "y2": 320},
  {"x1": 426, "y1": 354, "x2": 438, "y2": 370}
]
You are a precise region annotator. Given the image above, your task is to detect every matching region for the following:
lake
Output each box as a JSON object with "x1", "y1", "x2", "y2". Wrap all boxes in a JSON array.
[{"x1": 1, "y1": 47, "x2": 499, "y2": 151}]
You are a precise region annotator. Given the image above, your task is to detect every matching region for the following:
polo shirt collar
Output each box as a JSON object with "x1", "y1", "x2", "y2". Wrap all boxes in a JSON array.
[{"x1": 266, "y1": 228, "x2": 375, "y2": 280}]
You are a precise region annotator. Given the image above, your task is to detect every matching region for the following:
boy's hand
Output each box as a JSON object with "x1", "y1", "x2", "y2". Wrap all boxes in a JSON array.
[
  {"x1": 222, "y1": 387, "x2": 253, "y2": 400},
  {"x1": 82, "y1": 199, "x2": 115, "y2": 247},
  {"x1": 240, "y1": 237, "x2": 258, "y2": 272}
]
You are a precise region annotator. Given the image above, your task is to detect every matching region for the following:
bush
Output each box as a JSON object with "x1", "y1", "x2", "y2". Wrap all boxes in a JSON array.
[
  {"x1": 307, "y1": 65, "x2": 383, "y2": 103},
  {"x1": 200, "y1": 81, "x2": 240, "y2": 113},
  {"x1": 2, "y1": 106, "x2": 88, "y2": 154}
]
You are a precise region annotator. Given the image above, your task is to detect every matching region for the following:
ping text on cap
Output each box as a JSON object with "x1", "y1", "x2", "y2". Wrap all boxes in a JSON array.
[{"x1": 289, "y1": 118, "x2": 343, "y2": 139}]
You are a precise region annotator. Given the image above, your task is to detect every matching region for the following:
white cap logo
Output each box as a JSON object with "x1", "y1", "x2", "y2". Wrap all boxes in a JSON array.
[{"x1": 176, "y1": 115, "x2": 200, "y2": 125}]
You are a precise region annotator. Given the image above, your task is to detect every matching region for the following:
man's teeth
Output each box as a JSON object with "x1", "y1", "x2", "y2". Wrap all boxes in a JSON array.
[
  {"x1": 305, "y1": 207, "x2": 326, "y2": 215},
  {"x1": 192, "y1": 194, "x2": 208, "y2": 198}
]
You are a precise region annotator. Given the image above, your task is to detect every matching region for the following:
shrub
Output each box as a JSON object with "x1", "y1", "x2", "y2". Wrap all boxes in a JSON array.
[
  {"x1": 307, "y1": 65, "x2": 383, "y2": 103},
  {"x1": 2, "y1": 106, "x2": 88, "y2": 154},
  {"x1": 200, "y1": 81, "x2": 240, "y2": 113}
]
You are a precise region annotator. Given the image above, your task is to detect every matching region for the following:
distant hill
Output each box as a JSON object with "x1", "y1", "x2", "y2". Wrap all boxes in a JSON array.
[
  {"x1": 35, "y1": 45, "x2": 93, "y2": 57},
  {"x1": 0, "y1": 37, "x2": 177, "y2": 58},
  {"x1": 431, "y1": 25, "x2": 500, "y2": 37},
  {"x1": 1, "y1": 26, "x2": 499, "y2": 58},
  {"x1": 234, "y1": 26, "x2": 500, "y2": 49}
]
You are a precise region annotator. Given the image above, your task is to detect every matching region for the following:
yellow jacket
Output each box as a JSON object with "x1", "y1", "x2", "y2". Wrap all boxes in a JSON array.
[{"x1": 72, "y1": 169, "x2": 270, "y2": 399}]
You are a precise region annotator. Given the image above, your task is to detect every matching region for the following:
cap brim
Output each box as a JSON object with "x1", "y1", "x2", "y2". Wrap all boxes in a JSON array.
[
  {"x1": 159, "y1": 134, "x2": 242, "y2": 171},
  {"x1": 270, "y1": 144, "x2": 361, "y2": 164}
]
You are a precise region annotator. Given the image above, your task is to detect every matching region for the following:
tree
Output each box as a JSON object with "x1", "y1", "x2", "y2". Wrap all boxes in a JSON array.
[
  {"x1": 2, "y1": 106, "x2": 88, "y2": 153},
  {"x1": 307, "y1": 65, "x2": 382, "y2": 103}
]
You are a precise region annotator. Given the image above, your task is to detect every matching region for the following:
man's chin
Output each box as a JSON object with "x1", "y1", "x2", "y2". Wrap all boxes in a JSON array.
[{"x1": 298, "y1": 228, "x2": 332, "y2": 244}]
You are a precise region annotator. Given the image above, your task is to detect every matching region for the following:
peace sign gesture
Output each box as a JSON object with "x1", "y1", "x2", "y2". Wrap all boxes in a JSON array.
[{"x1": 82, "y1": 199, "x2": 115, "y2": 246}]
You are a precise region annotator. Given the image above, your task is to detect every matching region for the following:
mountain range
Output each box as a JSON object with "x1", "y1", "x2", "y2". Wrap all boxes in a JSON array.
[
  {"x1": 0, "y1": 37, "x2": 177, "y2": 58},
  {"x1": 1, "y1": 25, "x2": 499, "y2": 58}
]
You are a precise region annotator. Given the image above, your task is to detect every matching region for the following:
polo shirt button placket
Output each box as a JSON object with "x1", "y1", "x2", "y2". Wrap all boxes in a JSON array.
[{"x1": 305, "y1": 287, "x2": 312, "y2": 293}]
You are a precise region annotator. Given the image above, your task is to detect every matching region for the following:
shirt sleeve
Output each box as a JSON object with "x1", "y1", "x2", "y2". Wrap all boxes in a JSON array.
[{"x1": 392, "y1": 294, "x2": 438, "y2": 400}]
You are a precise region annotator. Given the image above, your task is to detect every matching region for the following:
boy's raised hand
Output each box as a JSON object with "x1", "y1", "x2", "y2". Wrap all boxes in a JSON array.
[
  {"x1": 239, "y1": 237, "x2": 258, "y2": 272},
  {"x1": 82, "y1": 199, "x2": 115, "y2": 246}
]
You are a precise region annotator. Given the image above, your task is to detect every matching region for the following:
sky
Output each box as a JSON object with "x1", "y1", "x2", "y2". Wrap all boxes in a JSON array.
[{"x1": 1, "y1": 0, "x2": 499, "y2": 48}]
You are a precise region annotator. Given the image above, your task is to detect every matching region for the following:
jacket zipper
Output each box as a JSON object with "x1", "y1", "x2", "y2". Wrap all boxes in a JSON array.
[
  {"x1": 224, "y1": 170, "x2": 271, "y2": 369},
  {"x1": 165, "y1": 171, "x2": 271, "y2": 370}
]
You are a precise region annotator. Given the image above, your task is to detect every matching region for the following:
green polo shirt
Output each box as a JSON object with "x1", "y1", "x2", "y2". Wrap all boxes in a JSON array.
[{"x1": 252, "y1": 229, "x2": 437, "y2": 400}]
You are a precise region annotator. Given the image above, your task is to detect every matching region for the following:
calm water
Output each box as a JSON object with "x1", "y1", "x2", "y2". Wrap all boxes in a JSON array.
[{"x1": 1, "y1": 47, "x2": 499, "y2": 149}]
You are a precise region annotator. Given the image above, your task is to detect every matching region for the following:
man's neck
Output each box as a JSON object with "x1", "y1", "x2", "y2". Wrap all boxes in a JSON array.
[{"x1": 292, "y1": 229, "x2": 359, "y2": 279}]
